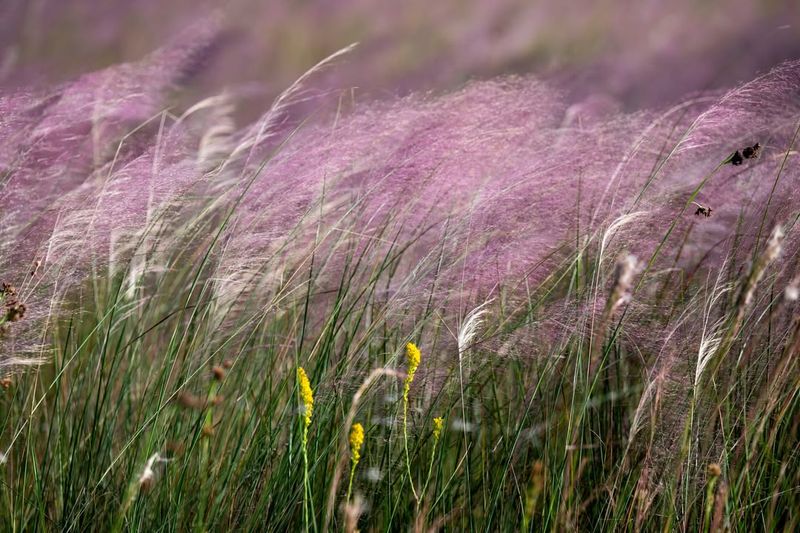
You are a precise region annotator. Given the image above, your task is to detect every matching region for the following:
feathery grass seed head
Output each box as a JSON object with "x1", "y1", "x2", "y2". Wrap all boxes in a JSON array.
[{"x1": 138, "y1": 452, "x2": 168, "y2": 492}]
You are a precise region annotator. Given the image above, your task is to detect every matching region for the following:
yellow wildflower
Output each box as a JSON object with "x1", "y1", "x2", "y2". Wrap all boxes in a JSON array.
[
  {"x1": 297, "y1": 367, "x2": 314, "y2": 428},
  {"x1": 432, "y1": 417, "x2": 444, "y2": 442},
  {"x1": 403, "y1": 342, "x2": 421, "y2": 402},
  {"x1": 349, "y1": 423, "x2": 364, "y2": 465},
  {"x1": 346, "y1": 422, "x2": 365, "y2": 503},
  {"x1": 406, "y1": 342, "x2": 421, "y2": 381},
  {"x1": 402, "y1": 342, "x2": 421, "y2": 501}
]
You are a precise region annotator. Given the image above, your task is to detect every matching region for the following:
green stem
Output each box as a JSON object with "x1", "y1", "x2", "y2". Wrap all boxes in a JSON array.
[
  {"x1": 403, "y1": 392, "x2": 420, "y2": 502},
  {"x1": 418, "y1": 435, "x2": 441, "y2": 512},
  {"x1": 302, "y1": 429, "x2": 310, "y2": 533},
  {"x1": 346, "y1": 460, "x2": 357, "y2": 504}
]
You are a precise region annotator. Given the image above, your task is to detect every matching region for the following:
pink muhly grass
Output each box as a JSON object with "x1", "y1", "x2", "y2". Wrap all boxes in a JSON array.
[
  {"x1": 3, "y1": 27, "x2": 800, "y2": 380},
  {"x1": 0, "y1": 25, "x2": 222, "y2": 371}
]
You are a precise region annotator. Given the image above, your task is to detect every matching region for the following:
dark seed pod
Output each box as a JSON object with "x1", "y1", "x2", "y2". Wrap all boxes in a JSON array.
[
  {"x1": 742, "y1": 143, "x2": 760, "y2": 159},
  {"x1": 211, "y1": 365, "x2": 226, "y2": 381},
  {"x1": 6, "y1": 303, "x2": 25, "y2": 322},
  {"x1": 0, "y1": 283, "x2": 16, "y2": 297},
  {"x1": 693, "y1": 203, "x2": 712, "y2": 218}
]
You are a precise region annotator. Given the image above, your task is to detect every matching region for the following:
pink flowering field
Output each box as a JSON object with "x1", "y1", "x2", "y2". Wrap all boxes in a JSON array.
[{"x1": 0, "y1": 2, "x2": 798, "y2": 531}]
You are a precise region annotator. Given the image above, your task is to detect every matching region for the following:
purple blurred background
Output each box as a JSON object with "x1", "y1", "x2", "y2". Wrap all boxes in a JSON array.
[{"x1": 2, "y1": 0, "x2": 798, "y2": 117}]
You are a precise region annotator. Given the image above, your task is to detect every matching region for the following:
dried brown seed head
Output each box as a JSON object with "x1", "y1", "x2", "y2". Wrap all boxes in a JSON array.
[
  {"x1": 693, "y1": 203, "x2": 712, "y2": 218},
  {"x1": 0, "y1": 283, "x2": 16, "y2": 297},
  {"x1": 165, "y1": 441, "x2": 185, "y2": 456},
  {"x1": 742, "y1": 143, "x2": 761, "y2": 159},
  {"x1": 6, "y1": 303, "x2": 25, "y2": 322},
  {"x1": 175, "y1": 391, "x2": 205, "y2": 410}
]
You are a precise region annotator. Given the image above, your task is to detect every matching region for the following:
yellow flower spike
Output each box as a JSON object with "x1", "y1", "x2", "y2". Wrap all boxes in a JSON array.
[
  {"x1": 432, "y1": 417, "x2": 444, "y2": 442},
  {"x1": 297, "y1": 366, "x2": 315, "y2": 530},
  {"x1": 403, "y1": 342, "x2": 421, "y2": 405},
  {"x1": 297, "y1": 367, "x2": 314, "y2": 429},
  {"x1": 402, "y1": 342, "x2": 421, "y2": 501},
  {"x1": 349, "y1": 423, "x2": 364, "y2": 465},
  {"x1": 406, "y1": 342, "x2": 421, "y2": 381},
  {"x1": 346, "y1": 423, "x2": 365, "y2": 503}
]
